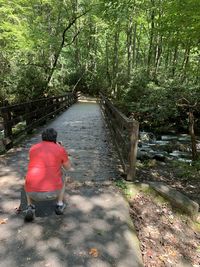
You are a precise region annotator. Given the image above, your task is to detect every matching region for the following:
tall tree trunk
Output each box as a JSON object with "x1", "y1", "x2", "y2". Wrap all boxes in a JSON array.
[
  {"x1": 165, "y1": 43, "x2": 170, "y2": 69},
  {"x1": 182, "y1": 46, "x2": 191, "y2": 79},
  {"x1": 136, "y1": 24, "x2": 143, "y2": 67},
  {"x1": 87, "y1": 21, "x2": 97, "y2": 73},
  {"x1": 72, "y1": 0, "x2": 80, "y2": 68},
  {"x1": 147, "y1": 0, "x2": 155, "y2": 76},
  {"x1": 172, "y1": 44, "x2": 179, "y2": 77},
  {"x1": 154, "y1": 0, "x2": 163, "y2": 78},
  {"x1": 154, "y1": 35, "x2": 163, "y2": 77},
  {"x1": 127, "y1": 16, "x2": 133, "y2": 79},
  {"x1": 105, "y1": 33, "x2": 112, "y2": 87},
  {"x1": 112, "y1": 26, "x2": 120, "y2": 96},
  {"x1": 132, "y1": 22, "x2": 137, "y2": 69},
  {"x1": 189, "y1": 111, "x2": 198, "y2": 161}
]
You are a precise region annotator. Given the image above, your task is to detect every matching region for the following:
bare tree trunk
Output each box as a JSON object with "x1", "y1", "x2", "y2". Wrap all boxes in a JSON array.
[
  {"x1": 189, "y1": 111, "x2": 198, "y2": 161},
  {"x1": 72, "y1": 0, "x2": 80, "y2": 67},
  {"x1": 154, "y1": 35, "x2": 163, "y2": 76},
  {"x1": 112, "y1": 26, "x2": 120, "y2": 96},
  {"x1": 172, "y1": 44, "x2": 179, "y2": 77},
  {"x1": 136, "y1": 24, "x2": 143, "y2": 67},
  {"x1": 182, "y1": 46, "x2": 191, "y2": 79},
  {"x1": 165, "y1": 44, "x2": 170, "y2": 69},
  {"x1": 127, "y1": 16, "x2": 133, "y2": 79},
  {"x1": 87, "y1": 21, "x2": 97, "y2": 74},
  {"x1": 105, "y1": 33, "x2": 112, "y2": 87},
  {"x1": 132, "y1": 22, "x2": 137, "y2": 69},
  {"x1": 147, "y1": 0, "x2": 155, "y2": 76}
]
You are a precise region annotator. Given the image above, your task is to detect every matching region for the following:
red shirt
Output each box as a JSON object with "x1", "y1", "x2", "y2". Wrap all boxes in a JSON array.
[{"x1": 25, "y1": 141, "x2": 68, "y2": 192}]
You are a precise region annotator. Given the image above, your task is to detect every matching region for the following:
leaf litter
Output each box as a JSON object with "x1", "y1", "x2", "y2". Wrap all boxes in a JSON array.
[{"x1": 129, "y1": 192, "x2": 200, "y2": 267}]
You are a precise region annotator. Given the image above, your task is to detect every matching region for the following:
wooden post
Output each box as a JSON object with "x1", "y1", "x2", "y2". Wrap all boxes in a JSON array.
[
  {"x1": 127, "y1": 120, "x2": 139, "y2": 181},
  {"x1": 1, "y1": 107, "x2": 12, "y2": 137},
  {"x1": 74, "y1": 92, "x2": 78, "y2": 103},
  {"x1": 25, "y1": 104, "x2": 34, "y2": 134},
  {"x1": 56, "y1": 98, "x2": 60, "y2": 113},
  {"x1": 1, "y1": 106, "x2": 13, "y2": 148}
]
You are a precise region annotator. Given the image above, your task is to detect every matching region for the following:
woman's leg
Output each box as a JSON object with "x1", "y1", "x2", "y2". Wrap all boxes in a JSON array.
[
  {"x1": 55, "y1": 180, "x2": 66, "y2": 215},
  {"x1": 26, "y1": 193, "x2": 34, "y2": 205},
  {"x1": 57, "y1": 180, "x2": 66, "y2": 203}
]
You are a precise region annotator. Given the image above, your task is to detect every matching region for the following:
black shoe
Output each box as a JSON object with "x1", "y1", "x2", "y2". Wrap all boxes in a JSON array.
[
  {"x1": 24, "y1": 204, "x2": 35, "y2": 222},
  {"x1": 55, "y1": 203, "x2": 66, "y2": 215}
]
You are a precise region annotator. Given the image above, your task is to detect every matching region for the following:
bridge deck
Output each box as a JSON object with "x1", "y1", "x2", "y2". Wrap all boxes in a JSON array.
[{"x1": 0, "y1": 101, "x2": 143, "y2": 267}]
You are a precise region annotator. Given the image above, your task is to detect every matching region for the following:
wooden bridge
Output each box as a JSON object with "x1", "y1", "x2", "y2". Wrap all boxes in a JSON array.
[
  {"x1": 0, "y1": 93, "x2": 139, "y2": 181},
  {"x1": 0, "y1": 95, "x2": 143, "y2": 267}
]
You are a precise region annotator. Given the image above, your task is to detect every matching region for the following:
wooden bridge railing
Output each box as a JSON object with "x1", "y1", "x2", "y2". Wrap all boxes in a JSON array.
[
  {"x1": 0, "y1": 92, "x2": 77, "y2": 150},
  {"x1": 99, "y1": 92, "x2": 139, "y2": 181}
]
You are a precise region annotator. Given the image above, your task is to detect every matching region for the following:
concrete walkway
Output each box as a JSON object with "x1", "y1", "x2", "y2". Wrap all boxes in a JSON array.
[{"x1": 0, "y1": 101, "x2": 143, "y2": 267}]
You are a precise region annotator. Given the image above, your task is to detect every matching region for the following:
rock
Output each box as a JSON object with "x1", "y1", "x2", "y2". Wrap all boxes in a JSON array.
[
  {"x1": 137, "y1": 149, "x2": 167, "y2": 162},
  {"x1": 137, "y1": 150, "x2": 153, "y2": 160},
  {"x1": 161, "y1": 135, "x2": 178, "y2": 141},
  {"x1": 152, "y1": 153, "x2": 166, "y2": 161},
  {"x1": 148, "y1": 182, "x2": 199, "y2": 219}
]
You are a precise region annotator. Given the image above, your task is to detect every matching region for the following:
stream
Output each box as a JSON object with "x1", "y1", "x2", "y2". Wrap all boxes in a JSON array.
[{"x1": 138, "y1": 132, "x2": 200, "y2": 163}]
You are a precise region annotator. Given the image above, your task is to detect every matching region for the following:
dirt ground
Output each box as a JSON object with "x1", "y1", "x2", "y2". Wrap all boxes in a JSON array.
[
  {"x1": 136, "y1": 160, "x2": 200, "y2": 206},
  {"x1": 128, "y1": 161, "x2": 200, "y2": 267}
]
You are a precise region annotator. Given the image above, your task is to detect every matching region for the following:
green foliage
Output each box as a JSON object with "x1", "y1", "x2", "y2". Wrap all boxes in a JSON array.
[
  {"x1": 123, "y1": 69, "x2": 150, "y2": 103},
  {"x1": 0, "y1": 0, "x2": 199, "y2": 118},
  {"x1": 171, "y1": 160, "x2": 200, "y2": 180},
  {"x1": 115, "y1": 179, "x2": 127, "y2": 190},
  {"x1": 14, "y1": 66, "x2": 47, "y2": 101}
]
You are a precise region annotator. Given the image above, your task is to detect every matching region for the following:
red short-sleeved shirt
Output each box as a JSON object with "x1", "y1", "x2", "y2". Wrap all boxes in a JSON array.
[{"x1": 25, "y1": 141, "x2": 68, "y2": 192}]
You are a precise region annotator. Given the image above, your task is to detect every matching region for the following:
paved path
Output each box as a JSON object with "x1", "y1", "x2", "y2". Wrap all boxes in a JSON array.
[{"x1": 0, "y1": 101, "x2": 143, "y2": 267}]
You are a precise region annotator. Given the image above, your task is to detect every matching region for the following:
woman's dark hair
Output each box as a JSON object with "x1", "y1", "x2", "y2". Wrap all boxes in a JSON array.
[{"x1": 42, "y1": 128, "x2": 57, "y2": 143}]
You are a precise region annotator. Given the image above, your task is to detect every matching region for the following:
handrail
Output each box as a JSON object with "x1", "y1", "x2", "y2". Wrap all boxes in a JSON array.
[
  {"x1": 0, "y1": 94, "x2": 70, "y2": 111},
  {"x1": 99, "y1": 92, "x2": 139, "y2": 181},
  {"x1": 0, "y1": 92, "x2": 78, "y2": 150}
]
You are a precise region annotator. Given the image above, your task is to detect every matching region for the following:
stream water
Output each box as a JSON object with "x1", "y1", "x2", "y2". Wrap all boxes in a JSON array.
[{"x1": 138, "y1": 132, "x2": 200, "y2": 163}]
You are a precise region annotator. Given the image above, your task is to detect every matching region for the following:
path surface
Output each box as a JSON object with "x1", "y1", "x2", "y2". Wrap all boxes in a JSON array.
[{"x1": 0, "y1": 101, "x2": 143, "y2": 267}]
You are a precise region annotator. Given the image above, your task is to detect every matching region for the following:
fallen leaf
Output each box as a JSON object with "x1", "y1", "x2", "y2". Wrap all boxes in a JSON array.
[
  {"x1": 0, "y1": 218, "x2": 8, "y2": 224},
  {"x1": 89, "y1": 248, "x2": 99, "y2": 257},
  {"x1": 158, "y1": 255, "x2": 166, "y2": 262}
]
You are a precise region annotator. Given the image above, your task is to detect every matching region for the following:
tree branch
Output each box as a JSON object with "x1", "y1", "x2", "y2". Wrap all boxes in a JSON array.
[
  {"x1": 65, "y1": 29, "x2": 81, "y2": 47},
  {"x1": 46, "y1": 9, "x2": 90, "y2": 88}
]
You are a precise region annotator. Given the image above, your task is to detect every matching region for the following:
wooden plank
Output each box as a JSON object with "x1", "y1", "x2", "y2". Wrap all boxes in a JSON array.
[{"x1": 99, "y1": 92, "x2": 139, "y2": 179}]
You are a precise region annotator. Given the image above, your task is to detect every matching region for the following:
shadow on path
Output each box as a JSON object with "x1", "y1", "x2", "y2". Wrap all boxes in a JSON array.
[{"x1": 0, "y1": 102, "x2": 143, "y2": 267}]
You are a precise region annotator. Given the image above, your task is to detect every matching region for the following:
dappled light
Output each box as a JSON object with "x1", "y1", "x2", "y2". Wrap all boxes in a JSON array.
[
  {"x1": 1, "y1": 0, "x2": 200, "y2": 265},
  {"x1": 0, "y1": 102, "x2": 143, "y2": 267}
]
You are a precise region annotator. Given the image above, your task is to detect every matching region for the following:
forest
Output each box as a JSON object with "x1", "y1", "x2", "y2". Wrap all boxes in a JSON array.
[
  {"x1": 0, "y1": 0, "x2": 200, "y2": 134},
  {"x1": 1, "y1": 2, "x2": 200, "y2": 264}
]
